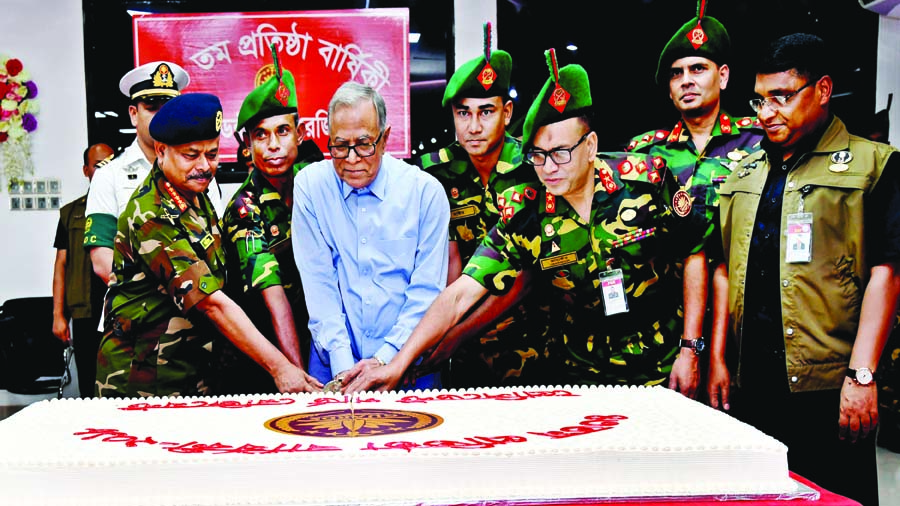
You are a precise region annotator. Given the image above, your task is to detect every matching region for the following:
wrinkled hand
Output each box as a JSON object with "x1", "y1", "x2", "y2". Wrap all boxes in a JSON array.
[
  {"x1": 707, "y1": 358, "x2": 731, "y2": 411},
  {"x1": 273, "y1": 364, "x2": 324, "y2": 393},
  {"x1": 839, "y1": 378, "x2": 878, "y2": 443},
  {"x1": 668, "y1": 349, "x2": 700, "y2": 399},
  {"x1": 52, "y1": 315, "x2": 70, "y2": 344},
  {"x1": 344, "y1": 360, "x2": 404, "y2": 394}
]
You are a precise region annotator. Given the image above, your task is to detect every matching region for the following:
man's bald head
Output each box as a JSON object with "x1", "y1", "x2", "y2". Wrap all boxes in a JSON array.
[{"x1": 83, "y1": 143, "x2": 114, "y2": 181}]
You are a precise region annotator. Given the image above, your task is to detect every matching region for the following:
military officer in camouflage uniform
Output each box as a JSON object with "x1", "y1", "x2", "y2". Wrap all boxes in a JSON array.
[
  {"x1": 415, "y1": 23, "x2": 545, "y2": 387},
  {"x1": 625, "y1": 0, "x2": 764, "y2": 407},
  {"x1": 96, "y1": 93, "x2": 311, "y2": 398},
  {"x1": 218, "y1": 56, "x2": 323, "y2": 394},
  {"x1": 345, "y1": 51, "x2": 703, "y2": 394}
]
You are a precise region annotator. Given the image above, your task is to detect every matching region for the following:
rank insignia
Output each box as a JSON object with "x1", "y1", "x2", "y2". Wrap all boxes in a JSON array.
[
  {"x1": 736, "y1": 117, "x2": 752, "y2": 128},
  {"x1": 270, "y1": 225, "x2": 280, "y2": 237},
  {"x1": 737, "y1": 170, "x2": 750, "y2": 178},
  {"x1": 831, "y1": 151, "x2": 853, "y2": 164},
  {"x1": 627, "y1": 140, "x2": 638, "y2": 150},
  {"x1": 600, "y1": 168, "x2": 618, "y2": 194},
  {"x1": 636, "y1": 160, "x2": 648, "y2": 174},
  {"x1": 617, "y1": 160, "x2": 634, "y2": 175},
  {"x1": 215, "y1": 110, "x2": 223, "y2": 133},
  {"x1": 511, "y1": 191, "x2": 522, "y2": 203},
  {"x1": 524, "y1": 187, "x2": 537, "y2": 200},
  {"x1": 672, "y1": 189, "x2": 692, "y2": 217},
  {"x1": 200, "y1": 233, "x2": 214, "y2": 249},
  {"x1": 451, "y1": 188, "x2": 459, "y2": 199},
  {"x1": 652, "y1": 156, "x2": 666, "y2": 170},
  {"x1": 642, "y1": 134, "x2": 653, "y2": 143},
  {"x1": 688, "y1": 23, "x2": 708, "y2": 50},
  {"x1": 503, "y1": 206, "x2": 514, "y2": 221},
  {"x1": 668, "y1": 122, "x2": 683, "y2": 143},
  {"x1": 497, "y1": 195, "x2": 506, "y2": 208},
  {"x1": 238, "y1": 206, "x2": 248, "y2": 218},
  {"x1": 655, "y1": 130, "x2": 668, "y2": 140},
  {"x1": 647, "y1": 169, "x2": 661, "y2": 184},
  {"x1": 545, "y1": 194, "x2": 556, "y2": 213}
]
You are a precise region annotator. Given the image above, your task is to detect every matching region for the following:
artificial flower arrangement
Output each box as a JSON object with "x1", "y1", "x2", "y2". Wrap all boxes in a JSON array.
[{"x1": 0, "y1": 55, "x2": 39, "y2": 190}]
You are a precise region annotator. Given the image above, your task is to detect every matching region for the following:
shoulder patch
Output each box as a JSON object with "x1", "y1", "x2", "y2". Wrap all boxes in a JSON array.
[{"x1": 418, "y1": 147, "x2": 455, "y2": 170}]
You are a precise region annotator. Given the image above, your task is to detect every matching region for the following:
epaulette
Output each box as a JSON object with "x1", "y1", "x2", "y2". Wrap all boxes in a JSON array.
[
  {"x1": 230, "y1": 190, "x2": 261, "y2": 220},
  {"x1": 625, "y1": 129, "x2": 670, "y2": 152},
  {"x1": 417, "y1": 146, "x2": 456, "y2": 170},
  {"x1": 598, "y1": 151, "x2": 667, "y2": 186},
  {"x1": 732, "y1": 116, "x2": 763, "y2": 130},
  {"x1": 496, "y1": 182, "x2": 538, "y2": 223},
  {"x1": 733, "y1": 150, "x2": 767, "y2": 179}
]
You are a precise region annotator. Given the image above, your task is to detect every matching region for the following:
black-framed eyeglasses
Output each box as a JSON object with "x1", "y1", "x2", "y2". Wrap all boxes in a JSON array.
[
  {"x1": 749, "y1": 78, "x2": 818, "y2": 113},
  {"x1": 328, "y1": 130, "x2": 383, "y2": 159},
  {"x1": 524, "y1": 131, "x2": 591, "y2": 166}
]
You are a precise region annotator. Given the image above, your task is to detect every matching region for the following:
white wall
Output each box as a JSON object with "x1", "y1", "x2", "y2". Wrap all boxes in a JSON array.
[
  {"x1": 877, "y1": 14, "x2": 900, "y2": 149},
  {"x1": 0, "y1": 0, "x2": 88, "y2": 304}
]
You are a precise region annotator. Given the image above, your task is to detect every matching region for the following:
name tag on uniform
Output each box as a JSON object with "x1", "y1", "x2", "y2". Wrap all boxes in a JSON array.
[
  {"x1": 785, "y1": 212, "x2": 813, "y2": 263},
  {"x1": 540, "y1": 252, "x2": 577, "y2": 270},
  {"x1": 600, "y1": 269, "x2": 629, "y2": 315},
  {"x1": 450, "y1": 205, "x2": 478, "y2": 220}
]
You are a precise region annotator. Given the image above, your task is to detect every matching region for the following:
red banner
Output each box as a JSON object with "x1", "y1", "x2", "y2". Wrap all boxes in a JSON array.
[{"x1": 133, "y1": 9, "x2": 410, "y2": 162}]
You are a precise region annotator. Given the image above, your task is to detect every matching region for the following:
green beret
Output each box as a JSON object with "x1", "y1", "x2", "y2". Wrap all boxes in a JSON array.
[
  {"x1": 149, "y1": 93, "x2": 223, "y2": 145},
  {"x1": 521, "y1": 50, "x2": 591, "y2": 148},
  {"x1": 442, "y1": 23, "x2": 511, "y2": 107},
  {"x1": 655, "y1": 1, "x2": 730, "y2": 85},
  {"x1": 237, "y1": 69, "x2": 298, "y2": 132}
]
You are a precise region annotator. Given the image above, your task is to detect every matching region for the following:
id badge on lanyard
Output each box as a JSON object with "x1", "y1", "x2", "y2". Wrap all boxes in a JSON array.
[
  {"x1": 599, "y1": 268, "x2": 629, "y2": 315},
  {"x1": 785, "y1": 212, "x2": 813, "y2": 263}
]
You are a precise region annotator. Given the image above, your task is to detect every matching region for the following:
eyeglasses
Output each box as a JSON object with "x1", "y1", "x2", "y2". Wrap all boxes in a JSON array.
[
  {"x1": 749, "y1": 78, "x2": 818, "y2": 113},
  {"x1": 524, "y1": 131, "x2": 591, "y2": 166},
  {"x1": 328, "y1": 130, "x2": 383, "y2": 159}
]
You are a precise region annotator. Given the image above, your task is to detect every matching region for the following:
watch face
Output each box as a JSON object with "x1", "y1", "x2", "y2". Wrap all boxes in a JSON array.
[
  {"x1": 856, "y1": 368, "x2": 874, "y2": 385},
  {"x1": 695, "y1": 339, "x2": 706, "y2": 353}
]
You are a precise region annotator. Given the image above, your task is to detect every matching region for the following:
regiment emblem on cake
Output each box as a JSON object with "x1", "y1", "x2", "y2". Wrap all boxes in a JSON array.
[{"x1": 265, "y1": 409, "x2": 443, "y2": 437}]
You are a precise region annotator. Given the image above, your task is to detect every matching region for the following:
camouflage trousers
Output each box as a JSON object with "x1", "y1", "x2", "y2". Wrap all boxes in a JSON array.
[
  {"x1": 443, "y1": 302, "x2": 550, "y2": 388},
  {"x1": 543, "y1": 303, "x2": 683, "y2": 387}
]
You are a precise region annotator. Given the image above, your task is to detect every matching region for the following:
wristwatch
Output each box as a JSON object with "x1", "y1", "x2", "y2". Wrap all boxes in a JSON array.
[
  {"x1": 846, "y1": 367, "x2": 875, "y2": 386},
  {"x1": 679, "y1": 337, "x2": 706, "y2": 355}
]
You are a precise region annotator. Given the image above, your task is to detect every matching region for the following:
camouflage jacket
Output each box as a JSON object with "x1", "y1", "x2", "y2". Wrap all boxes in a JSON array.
[
  {"x1": 96, "y1": 164, "x2": 226, "y2": 398},
  {"x1": 417, "y1": 133, "x2": 534, "y2": 261},
  {"x1": 626, "y1": 112, "x2": 764, "y2": 257},
  {"x1": 418, "y1": 134, "x2": 549, "y2": 386},
  {"x1": 222, "y1": 164, "x2": 304, "y2": 301},
  {"x1": 463, "y1": 152, "x2": 696, "y2": 386}
]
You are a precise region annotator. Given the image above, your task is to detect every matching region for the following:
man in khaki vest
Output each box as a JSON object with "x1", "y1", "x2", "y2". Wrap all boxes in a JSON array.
[{"x1": 716, "y1": 33, "x2": 900, "y2": 506}]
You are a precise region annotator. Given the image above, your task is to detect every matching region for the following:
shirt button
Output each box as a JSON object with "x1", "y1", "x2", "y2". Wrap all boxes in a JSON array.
[
  {"x1": 791, "y1": 376, "x2": 799, "y2": 383},
  {"x1": 782, "y1": 280, "x2": 789, "y2": 287},
  {"x1": 771, "y1": 197, "x2": 778, "y2": 204},
  {"x1": 782, "y1": 165, "x2": 788, "y2": 171},
  {"x1": 786, "y1": 328, "x2": 794, "y2": 336},
  {"x1": 361, "y1": 207, "x2": 367, "y2": 213},
  {"x1": 361, "y1": 237, "x2": 367, "y2": 244},
  {"x1": 364, "y1": 299, "x2": 371, "y2": 305},
  {"x1": 787, "y1": 182, "x2": 795, "y2": 189}
]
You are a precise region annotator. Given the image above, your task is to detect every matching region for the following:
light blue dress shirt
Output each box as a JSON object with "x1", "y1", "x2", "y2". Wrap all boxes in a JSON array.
[{"x1": 292, "y1": 154, "x2": 450, "y2": 384}]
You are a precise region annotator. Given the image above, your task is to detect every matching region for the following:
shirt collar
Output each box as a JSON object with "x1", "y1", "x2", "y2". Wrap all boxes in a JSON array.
[{"x1": 340, "y1": 157, "x2": 387, "y2": 201}]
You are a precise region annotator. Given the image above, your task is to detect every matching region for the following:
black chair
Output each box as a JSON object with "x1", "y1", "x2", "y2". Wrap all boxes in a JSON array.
[{"x1": 0, "y1": 296, "x2": 71, "y2": 396}]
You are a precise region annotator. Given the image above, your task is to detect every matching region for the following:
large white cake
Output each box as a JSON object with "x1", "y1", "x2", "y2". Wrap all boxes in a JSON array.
[{"x1": 0, "y1": 385, "x2": 812, "y2": 505}]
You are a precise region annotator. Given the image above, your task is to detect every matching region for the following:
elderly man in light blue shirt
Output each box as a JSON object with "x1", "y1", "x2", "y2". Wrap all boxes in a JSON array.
[{"x1": 292, "y1": 81, "x2": 450, "y2": 391}]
